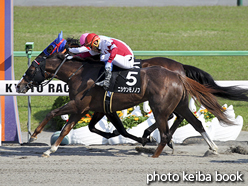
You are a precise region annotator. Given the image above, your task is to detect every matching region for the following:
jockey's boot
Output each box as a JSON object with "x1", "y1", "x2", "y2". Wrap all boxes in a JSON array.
[{"x1": 96, "y1": 69, "x2": 112, "y2": 90}]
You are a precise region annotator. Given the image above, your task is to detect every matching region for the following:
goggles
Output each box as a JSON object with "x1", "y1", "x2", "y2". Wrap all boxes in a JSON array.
[{"x1": 86, "y1": 35, "x2": 100, "y2": 49}]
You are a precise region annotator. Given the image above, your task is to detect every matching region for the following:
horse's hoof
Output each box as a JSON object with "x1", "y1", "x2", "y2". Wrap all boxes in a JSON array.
[
  {"x1": 112, "y1": 130, "x2": 120, "y2": 136},
  {"x1": 141, "y1": 141, "x2": 147, "y2": 146},
  {"x1": 211, "y1": 146, "x2": 219, "y2": 152},
  {"x1": 141, "y1": 138, "x2": 150, "y2": 146},
  {"x1": 151, "y1": 154, "x2": 159, "y2": 158},
  {"x1": 28, "y1": 137, "x2": 37, "y2": 143},
  {"x1": 141, "y1": 136, "x2": 156, "y2": 146},
  {"x1": 204, "y1": 150, "x2": 219, "y2": 157},
  {"x1": 167, "y1": 140, "x2": 174, "y2": 150},
  {"x1": 42, "y1": 153, "x2": 50, "y2": 158},
  {"x1": 149, "y1": 136, "x2": 157, "y2": 143}
]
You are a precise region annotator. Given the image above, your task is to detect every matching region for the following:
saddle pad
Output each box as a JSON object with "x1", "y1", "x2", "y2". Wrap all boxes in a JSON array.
[{"x1": 108, "y1": 68, "x2": 141, "y2": 94}]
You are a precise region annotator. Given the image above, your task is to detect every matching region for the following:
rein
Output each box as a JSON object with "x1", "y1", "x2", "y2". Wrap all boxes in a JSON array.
[
  {"x1": 40, "y1": 55, "x2": 68, "y2": 87},
  {"x1": 68, "y1": 63, "x2": 84, "y2": 80},
  {"x1": 25, "y1": 54, "x2": 70, "y2": 90}
]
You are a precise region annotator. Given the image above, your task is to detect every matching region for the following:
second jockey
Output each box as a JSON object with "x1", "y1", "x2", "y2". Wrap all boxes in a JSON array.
[{"x1": 70, "y1": 33, "x2": 134, "y2": 90}]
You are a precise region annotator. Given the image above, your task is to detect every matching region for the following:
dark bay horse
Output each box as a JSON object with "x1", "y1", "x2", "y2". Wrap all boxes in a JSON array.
[{"x1": 16, "y1": 52, "x2": 233, "y2": 157}]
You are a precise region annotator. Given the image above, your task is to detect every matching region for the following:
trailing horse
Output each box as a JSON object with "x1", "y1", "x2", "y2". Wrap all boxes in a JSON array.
[{"x1": 16, "y1": 52, "x2": 233, "y2": 158}]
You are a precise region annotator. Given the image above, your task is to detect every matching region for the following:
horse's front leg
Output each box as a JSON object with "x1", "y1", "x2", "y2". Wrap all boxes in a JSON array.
[
  {"x1": 29, "y1": 100, "x2": 77, "y2": 143},
  {"x1": 88, "y1": 112, "x2": 120, "y2": 139},
  {"x1": 42, "y1": 114, "x2": 82, "y2": 157}
]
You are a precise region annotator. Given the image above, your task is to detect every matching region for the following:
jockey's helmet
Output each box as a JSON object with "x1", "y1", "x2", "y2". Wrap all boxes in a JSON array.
[
  {"x1": 85, "y1": 33, "x2": 100, "y2": 48},
  {"x1": 80, "y1": 33, "x2": 89, "y2": 46}
]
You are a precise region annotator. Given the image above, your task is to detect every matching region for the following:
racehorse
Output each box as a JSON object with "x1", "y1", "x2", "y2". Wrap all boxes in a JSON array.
[
  {"x1": 16, "y1": 52, "x2": 232, "y2": 158},
  {"x1": 16, "y1": 32, "x2": 246, "y2": 153},
  {"x1": 66, "y1": 37, "x2": 248, "y2": 147}
]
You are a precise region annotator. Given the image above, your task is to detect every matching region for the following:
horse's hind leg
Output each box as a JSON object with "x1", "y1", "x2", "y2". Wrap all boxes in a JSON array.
[
  {"x1": 176, "y1": 107, "x2": 218, "y2": 153},
  {"x1": 30, "y1": 100, "x2": 77, "y2": 142},
  {"x1": 149, "y1": 104, "x2": 172, "y2": 157},
  {"x1": 152, "y1": 116, "x2": 170, "y2": 158},
  {"x1": 142, "y1": 113, "x2": 174, "y2": 139},
  {"x1": 141, "y1": 113, "x2": 181, "y2": 150},
  {"x1": 88, "y1": 112, "x2": 120, "y2": 139},
  {"x1": 106, "y1": 112, "x2": 149, "y2": 145}
]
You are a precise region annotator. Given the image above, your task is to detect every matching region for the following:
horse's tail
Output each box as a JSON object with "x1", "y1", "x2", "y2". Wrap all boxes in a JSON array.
[
  {"x1": 178, "y1": 75, "x2": 234, "y2": 125},
  {"x1": 183, "y1": 64, "x2": 248, "y2": 101}
]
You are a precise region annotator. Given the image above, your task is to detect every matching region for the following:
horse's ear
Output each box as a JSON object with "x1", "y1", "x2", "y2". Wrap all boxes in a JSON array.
[
  {"x1": 58, "y1": 31, "x2": 63, "y2": 40},
  {"x1": 55, "y1": 31, "x2": 63, "y2": 44}
]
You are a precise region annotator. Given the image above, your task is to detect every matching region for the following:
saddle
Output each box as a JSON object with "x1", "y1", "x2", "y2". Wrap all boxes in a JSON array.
[{"x1": 102, "y1": 59, "x2": 142, "y2": 113}]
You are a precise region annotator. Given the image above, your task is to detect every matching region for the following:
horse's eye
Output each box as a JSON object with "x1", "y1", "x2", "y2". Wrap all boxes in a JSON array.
[
  {"x1": 47, "y1": 45, "x2": 54, "y2": 54},
  {"x1": 28, "y1": 69, "x2": 35, "y2": 74}
]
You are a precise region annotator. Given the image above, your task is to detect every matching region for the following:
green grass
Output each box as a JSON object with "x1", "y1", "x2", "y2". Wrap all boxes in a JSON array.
[{"x1": 14, "y1": 6, "x2": 248, "y2": 131}]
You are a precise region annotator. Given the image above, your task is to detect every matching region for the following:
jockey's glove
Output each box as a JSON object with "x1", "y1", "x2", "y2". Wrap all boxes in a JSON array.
[{"x1": 105, "y1": 62, "x2": 113, "y2": 71}]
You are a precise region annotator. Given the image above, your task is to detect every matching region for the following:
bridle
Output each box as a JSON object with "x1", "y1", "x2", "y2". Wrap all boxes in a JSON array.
[
  {"x1": 23, "y1": 57, "x2": 47, "y2": 89},
  {"x1": 23, "y1": 55, "x2": 69, "y2": 89},
  {"x1": 22, "y1": 34, "x2": 69, "y2": 90},
  {"x1": 20, "y1": 35, "x2": 85, "y2": 91}
]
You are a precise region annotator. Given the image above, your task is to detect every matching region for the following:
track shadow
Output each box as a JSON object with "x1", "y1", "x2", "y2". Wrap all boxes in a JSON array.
[
  {"x1": 0, "y1": 145, "x2": 141, "y2": 158},
  {"x1": 210, "y1": 159, "x2": 248, "y2": 164}
]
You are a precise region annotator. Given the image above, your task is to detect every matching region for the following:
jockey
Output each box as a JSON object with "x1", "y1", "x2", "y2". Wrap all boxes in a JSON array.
[
  {"x1": 68, "y1": 33, "x2": 99, "y2": 58},
  {"x1": 84, "y1": 33, "x2": 134, "y2": 89}
]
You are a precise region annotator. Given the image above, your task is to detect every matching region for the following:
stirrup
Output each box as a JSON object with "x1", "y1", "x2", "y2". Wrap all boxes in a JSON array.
[
  {"x1": 96, "y1": 80, "x2": 105, "y2": 87},
  {"x1": 96, "y1": 79, "x2": 110, "y2": 90}
]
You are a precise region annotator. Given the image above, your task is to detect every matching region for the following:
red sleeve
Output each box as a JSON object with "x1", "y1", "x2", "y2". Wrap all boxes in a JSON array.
[
  {"x1": 74, "y1": 52, "x2": 92, "y2": 58},
  {"x1": 107, "y1": 44, "x2": 118, "y2": 63}
]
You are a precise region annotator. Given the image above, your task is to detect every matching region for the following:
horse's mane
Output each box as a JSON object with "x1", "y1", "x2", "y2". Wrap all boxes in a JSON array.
[{"x1": 66, "y1": 37, "x2": 80, "y2": 47}]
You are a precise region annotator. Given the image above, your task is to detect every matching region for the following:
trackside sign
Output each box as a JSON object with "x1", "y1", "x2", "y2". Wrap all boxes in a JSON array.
[
  {"x1": 0, "y1": 80, "x2": 69, "y2": 96},
  {"x1": 1, "y1": 80, "x2": 248, "y2": 96}
]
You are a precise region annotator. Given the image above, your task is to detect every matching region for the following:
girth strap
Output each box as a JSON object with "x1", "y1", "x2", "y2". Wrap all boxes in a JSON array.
[{"x1": 103, "y1": 91, "x2": 114, "y2": 114}]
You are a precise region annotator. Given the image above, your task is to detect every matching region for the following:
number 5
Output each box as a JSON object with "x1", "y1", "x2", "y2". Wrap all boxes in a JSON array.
[{"x1": 126, "y1": 71, "x2": 138, "y2": 86}]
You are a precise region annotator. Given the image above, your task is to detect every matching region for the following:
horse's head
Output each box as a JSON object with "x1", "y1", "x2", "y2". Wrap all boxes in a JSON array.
[
  {"x1": 16, "y1": 56, "x2": 48, "y2": 93},
  {"x1": 16, "y1": 52, "x2": 69, "y2": 93},
  {"x1": 16, "y1": 31, "x2": 68, "y2": 93},
  {"x1": 16, "y1": 52, "x2": 87, "y2": 93}
]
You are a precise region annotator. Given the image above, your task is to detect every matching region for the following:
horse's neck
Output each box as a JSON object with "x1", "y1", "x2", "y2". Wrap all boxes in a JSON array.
[
  {"x1": 46, "y1": 60, "x2": 101, "y2": 83},
  {"x1": 45, "y1": 60, "x2": 78, "y2": 82}
]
